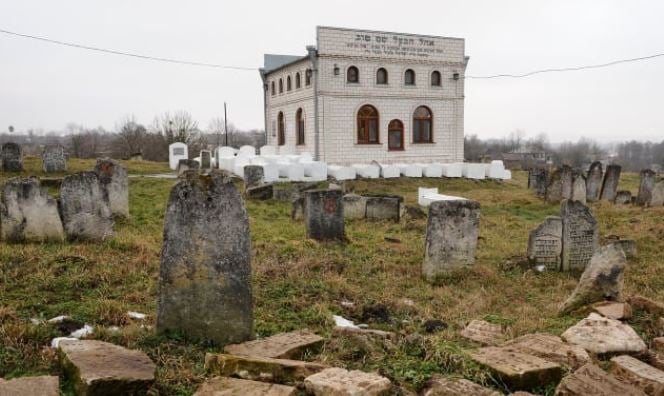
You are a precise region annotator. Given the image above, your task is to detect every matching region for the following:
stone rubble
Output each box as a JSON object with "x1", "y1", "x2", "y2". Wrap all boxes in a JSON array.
[
  {"x1": 0, "y1": 376, "x2": 59, "y2": 396},
  {"x1": 609, "y1": 354, "x2": 664, "y2": 395},
  {"x1": 192, "y1": 376, "x2": 297, "y2": 396},
  {"x1": 555, "y1": 363, "x2": 646, "y2": 396},
  {"x1": 561, "y1": 313, "x2": 647, "y2": 356},
  {"x1": 223, "y1": 330, "x2": 324, "y2": 360},
  {"x1": 421, "y1": 375, "x2": 500, "y2": 396},
  {"x1": 501, "y1": 333, "x2": 590, "y2": 369},
  {"x1": 205, "y1": 353, "x2": 327, "y2": 385},
  {"x1": 469, "y1": 346, "x2": 562, "y2": 389},
  {"x1": 460, "y1": 320, "x2": 504, "y2": 346},
  {"x1": 303, "y1": 367, "x2": 393, "y2": 396}
]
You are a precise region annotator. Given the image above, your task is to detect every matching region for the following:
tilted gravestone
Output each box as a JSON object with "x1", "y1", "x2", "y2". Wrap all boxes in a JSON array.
[
  {"x1": 560, "y1": 165, "x2": 574, "y2": 200},
  {"x1": 572, "y1": 174, "x2": 587, "y2": 204},
  {"x1": 200, "y1": 150, "x2": 212, "y2": 169},
  {"x1": 586, "y1": 162, "x2": 603, "y2": 202},
  {"x1": 528, "y1": 167, "x2": 548, "y2": 196},
  {"x1": 94, "y1": 158, "x2": 129, "y2": 218},
  {"x1": 423, "y1": 199, "x2": 481, "y2": 282},
  {"x1": 1, "y1": 142, "x2": 23, "y2": 172},
  {"x1": 0, "y1": 177, "x2": 64, "y2": 242},
  {"x1": 157, "y1": 171, "x2": 253, "y2": 345},
  {"x1": 59, "y1": 172, "x2": 114, "y2": 241},
  {"x1": 243, "y1": 165, "x2": 265, "y2": 190},
  {"x1": 600, "y1": 164, "x2": 622, "y2": 202},
  {"x1": 304, "y1": 190, "x2": 344, "y2": 241},
  {"x1": 545, "y1": 166, "x2": 573, "y2": 203},
  {"x1": 636, "y1": 169, "x2": 656, "y2": 207},
  {"x1": 527, "y1": 216, "x2": 562, "y2": 271},
  {"x1": 561, "y1": 200, "x2": 599, "y2": 271},
  {"x1": 652, "y1": 182, "x2": 664, "y2": 207},
  {"x1": 42, "y1": 144, "x2": 67, "y2": 173},
  {"x1": 614, "y1": 190, "x2": 632, "y2": 205}
]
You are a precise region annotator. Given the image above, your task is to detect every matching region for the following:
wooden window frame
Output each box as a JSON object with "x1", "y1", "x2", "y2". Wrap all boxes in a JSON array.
[
  {"x1": 388, "y1": 119, "x2": 404, "y2": 151},
  {"x1": 296, "y1": 108, "x2": 305, "y2": 145},
  {"x1": 357, "y1": 105, "x2": 380, "y2": 144},
  {"x1": 412, "y1": 106, "x2": 433, "y2": 143}
]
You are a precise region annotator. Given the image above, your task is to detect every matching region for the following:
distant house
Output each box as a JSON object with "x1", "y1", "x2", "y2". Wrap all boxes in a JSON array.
[{"x1": 500, "y1": 150, "x2": 550, "y2": 170}]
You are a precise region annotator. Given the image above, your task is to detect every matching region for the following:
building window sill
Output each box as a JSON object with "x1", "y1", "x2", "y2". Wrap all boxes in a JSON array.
[
  {"x1": 356, "y1": 142, "x2": 382, "y2": 146},
  {"x1": 412, "y1": 141, "x2": 435, "y2": 144}
]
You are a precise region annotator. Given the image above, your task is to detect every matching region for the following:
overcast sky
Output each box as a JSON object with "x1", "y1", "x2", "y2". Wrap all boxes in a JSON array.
[{"x1": 1, "y1": 0, "x2": 663, "y2": 142}]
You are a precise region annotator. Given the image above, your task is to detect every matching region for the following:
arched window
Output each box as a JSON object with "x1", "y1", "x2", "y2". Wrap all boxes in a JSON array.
[
  {"x1": 296, "y1": 108, "x2": 305, "y2": 145},
  {"x1": 271, "y1": 81, "x2": 275, "y2": 96},
  {"x1": 279, "y1": 78, "x2": 283, "y2": 94},
  {"x1": 347, "y1": 66, "x2": 359, "y2": 83},
  {"x1": 287, "y1": 76, "x2": 292, "y2": 91},
  {"x1": 357, "y1": 105, "x2": 379, "y2": 144},
  {"x1": 413, "y1": 106, "x2": 433, "y2": 143},
  {"x1": 305, "y1": 69, "x2": 312, "y2": 86},
  {"x1": 277, "y1": 112, "x2": 285, "y2": 146},
  {"x1": 295, "y1": 72, "x2": 301, "y2": 89},
  {"x1": 405, "y1": 69, "x2": 416, "y2": 86},
  {"x1": 431, "y1": 71, "x2": 442, "y2": 87},
  {"x1": 376, "y1": 68, "x2": 388, "y2": 85},
  {"x1": 388, "y1": 119, "x2": 404, "y2": 151}
]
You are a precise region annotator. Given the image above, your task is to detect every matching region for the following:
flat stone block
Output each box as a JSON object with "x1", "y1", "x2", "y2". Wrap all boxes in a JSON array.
[
  {"x1": 304, "y1": 367, "x2": 392, "y2": 396},
  {"x1": 610, "y1": 355, "x2": 664, "y2": 395},
  {"x1": 224, "y1": 330, "x2": 323, "y2": 360},
  {"x1": 460, "y1": 320, "x2": 504, "y2": 346},
  {"x1": 593, "y1": 301, "x2": 633, "y2": 320},
  {"x1": 205, "y1": 353, "x2": 327, "y2": 385},
  {"x1": 501, "y1": 333, "x2": 589, "y2": 369},
  {"x1": 555, "y1": 363, "x2": 646, "y2": 396},
  {"x1": 193, "y1": 376, "x2": 297, "y2": 396},
  {"x1": 561, "y1": 313, "x2": 647, "y2": 357},
  {"x1": 421, "y1": 375, "x2": 500, "y2": 396},
  {"x1": 0, "y1": 376, "x2": 59, "y2": 396},
  {"x1": 469, "y1": 346, "x2": 562, "y2": 389}
]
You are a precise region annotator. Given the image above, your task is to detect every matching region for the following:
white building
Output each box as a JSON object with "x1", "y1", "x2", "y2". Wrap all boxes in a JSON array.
[{"x1": 260, "y1": 26, "x2": 468, "y2": 165}]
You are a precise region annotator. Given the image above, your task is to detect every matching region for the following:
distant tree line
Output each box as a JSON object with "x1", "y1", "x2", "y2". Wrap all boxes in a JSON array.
[{"x1": 1, "y1": 110, "x2": 266, "y2": 161}]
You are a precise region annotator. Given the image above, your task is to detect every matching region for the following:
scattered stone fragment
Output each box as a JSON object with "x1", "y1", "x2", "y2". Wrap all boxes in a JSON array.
[
  {"x1": 58, "y1": 339, "x2": 155, "y2": 395},
  {"x1": 420, "y1": 375, "x2": 500, "y2": 396},
  {"x1": 528, "y1": 167, "x2": 548, "y2": 196},
  {"x1": 600, "y1": 164, "x2": 622, "y2": 202},
  {"x1": 545, "y1": 166, "x2": 573, "y2": 203},
  {"x1": 561, "y1": 313, "x2": 647, "y2": 356},
  {"x1": 629, "y1": 296, "x2": 664, "y2": 317},
  {"x1": 469, "y1": 346, "x2": 562, "y2": 389},
  {"x1": 610, "y1": 355, "x2": 664, "y2": 395},
  {"x1": 362, "y1": 303, "x2": 391, "y2": 323},
  {"x1": 342, "y1": 194, "x2": 367, "y2": 219},
  {"x1": 460, "y1": 320, "x2": 504, "y2": 346},
  {"x1": 560, "y1": 199, "x2": 599, "y2": 271},
  {"x1": 205, "y1": 353, "x2": 327, "y2": 384},
  {"x1": 42, "y1": 144, "x2": 67, "y2": 173},
  {"x1": 95, "y1": 158, "x2": 129, "y2": 218},
  {"x1": 527, "y1": 216, "x2": 563, "y2": 271},
  {"x1": 0, "y1": 376, "x2": 59, "y2": 396},
  {"x1": 157, "y1": 171, "x2": 253, "y2": 345},
  {"x1": 654, "y1": 338, "x2": 664, "y2": 353},
  {"x1": 332, "y1": 326, "x2": 396, "y2": 340},
  {"x1": 423, "y1": 319, "x2": 447, "y2": 333},
  {"x1": 224, "y1": 330, "x2": 323, "y2": 360},
  {"x1": 303, "y1": 367, "x2": 392, "y2": 396},
  {"x1": 615, "y1": 190, "x2": 633, "y2": 204},
  {"x1": 593, "y1": 301, "x2": 633, "y2": 320},
  {"x1": 559, "y1": 244, "x2": 626, "y2": 315},
  {"x1": 365, "y1": 194, "x2": 402, "y2": 221},
  {"x1": 304, "y1": 189, "x2": 345, "y2": 241},
  {"x1": 59, "y1": 172, "x2": 114, "y2": 241},
  {"x1": 555, "y1": 363, "x2": 646, "y2": 396},
  {"x1": 246, "y1": 183, "x2": 274, "y2": 200},
  {"x1": 501, "y1": 333, "x2": 590, "y2": 369},
  {"x1": 193, "y1": 376, "x2": 297, "y2": 396},
  {"x1": 586, "y1": 162, "x2": 603, "y2": 202},
  {"x1": 1, "y1": 142, "x2": 23, "y2": 171}
]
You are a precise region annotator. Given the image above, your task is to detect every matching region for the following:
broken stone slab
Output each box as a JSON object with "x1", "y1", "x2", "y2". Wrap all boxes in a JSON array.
[
  {"x1": 303, "y1": 367, "x2": 392, "y2": 396},
  {"x1": 600, "y1": 164, "x2": 622, "y2": 202},
  {"x1": 609, "y1": 355, "x2": 664, "y2": 395},
  {"x1": 0, "y1": 376, "x2": 59, "y2": 396},
  {"x1": 365, "y1": 195, "x2": 402, "y2": 221},
  {"x1": 332, "y1": 326, "x2": 396, "y2": 340},
  {"x1": 636, "y1": 169, "x2": 657, "y2": 207},
  {"x1": 0, "y1": 177, "x2": 65, "y2": 242},
  {"x1": 559, "y1": 244, "x2": 626, "y2": 315},
  {"x1": 223, "y1": 330, "x2": 324, "y2": 360},
  {"x1": 304, "y1": 189, "x2": 345, "y2": 241},
  {"x1": 1, "y1": 142, "x2": 23, "y2": 171},
  {"x1": 501, "y1": 333, "x2": 590, "y2": 369},
  {"x1": 205, "y1": 353, "x2": 327, "y2": 385},
  {"x1": 58, "y1": 339, "x2": 155, "y2": 395},
  {"x1": 157, "y1": 171, "x2": 253, "y2": 345},
  {"x1": 528, "y1": 167, "x2": 548, "y2": 196},
  {"x1": 628, "y1": 296, "x2": 664, "y2": 317},
  {"x1": 561, "y1": 313, "x2": 647, "y2": 357},
  {"x1": 561, "y1": 199, "x2": 599, "y2": 271},
  {"x1": 615, "y1": 190, "x2": 633, "y2": 204},
  {"x1": 586, "y1": 162, "x2": 603, "y2": 202},
  {"x1": 193, "y1": 376, "x2": 297, "y2": 396},
  {"x1": 42, "y1": 144, "x2": 67, "y2": 173},
  {"x1": 420, "y1": 375, "x2": 500, "y2": 396},
  {"x1": 555, "y1": 363, "x2": 646, "y2": 396},
  {"x1": 460, "y1": 320, "x2": 504, "y2": 346},
  {"x1": 527, "y1": 216, "x2": 562, "y2": 271},
  {"x1": 469, "y1": 346, "x2": 562, "y2": 389},
  {"x1": 593, "y1": 301, "x2": 633, "y2": 320},
  {"x1": 342, "y1": 194, "x2": 367, "y2": 220},
  {"x1": 59, "y1": 172, "x2": 114, "y2": 241},
  {"x1": 95, "y1": 158, "x2": 129, "y2": 218},
  {"x1": 177, "y1": 159, "x2": 200, "y2": 175},
  {"x1": 246, "y1": 183, "x2": 274, "y2": 200}
]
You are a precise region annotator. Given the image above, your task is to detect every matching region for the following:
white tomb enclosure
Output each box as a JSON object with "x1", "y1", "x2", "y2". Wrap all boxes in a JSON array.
[
  {"x1": 502, "y1": 170, "x2": 512, "y2": 180},
  {"x1": 441, "y1": 163, "x2": 463, "y2": 178},
  {"x1": 218, "y1": 156, "x2": 236, "y2": 172},
  {"x1": 418, "y1": 187, "x2": 468, "y2": 207},
  {"x1": 249, "y1": 158, "x2": 280, "y2": 182},
  {"x1": 486, "y1": 160, "x2": 506, "y2": 179},
  {"x1": 233, "y1": 157, "x2": 252, "y2": 178},
  {"x1": 352, "y1": 163, "x2": 380, "y2": 179},
  {"x1": 237, "y1": 145, "x2": 257, "y2": 158},
  {"x1": 301, "y1": 161, "x2": 328, "y2": 181},
  {"x1": 328, "y1": 165, "x2": 357, "y2": 181},
  {"x1": 419, "y1": 163, "x2": 444, "y2": 178},
  {"x1": 259, "y1": 145, "x2": 277, "y2": 156},
  {"x1": 276, "y1": 161, "x2": 305, "y2": 181},
  {"x1": 396, "y1": 163, "x2": 423, "y2": 178},
  {"x1": 378, "y1": 163, "x2": 401, "y2": 179},
  {"x1": 168, "y1": 142, "x2": 188, "y2": 170},
  {"x1": 298, "y1": 152, "x2": 314, "y2": 163},
  {"x1": 418, "y1": 188, "x2": 439, "y2": 206},
  {"x1": 462, "y1": 163, "x2": 486, "y2": 180},
  {"x1": 278, "y1": 145, "x2": 296, "y2": 155}
]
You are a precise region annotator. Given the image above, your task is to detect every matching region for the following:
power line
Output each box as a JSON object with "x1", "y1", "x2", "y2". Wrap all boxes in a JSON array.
[{"x1": 0, "y1": 28, "x2": 257, "y2": 71}]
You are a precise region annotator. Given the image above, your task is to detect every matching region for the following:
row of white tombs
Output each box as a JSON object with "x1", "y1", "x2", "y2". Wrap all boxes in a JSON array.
[{"x1": 168, "y1": 143, "x2": 512, "y2": 182}]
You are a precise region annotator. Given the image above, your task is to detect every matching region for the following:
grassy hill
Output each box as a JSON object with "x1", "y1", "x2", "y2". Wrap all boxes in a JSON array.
[{"x1": 1, "y1": 158, "x2": 663, "y2": 395}]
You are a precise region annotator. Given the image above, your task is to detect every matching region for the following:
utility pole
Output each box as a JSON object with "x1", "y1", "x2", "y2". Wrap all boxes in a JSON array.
[{"x1": 224, "y1": 102, "x2": 228, "y2": 147}]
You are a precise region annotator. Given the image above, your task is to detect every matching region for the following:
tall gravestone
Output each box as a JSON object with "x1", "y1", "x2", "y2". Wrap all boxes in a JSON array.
[
  {"x1": 600, "y1": 165, "x2": 622, "y2": 202},
  {"x1": 560, "y1": 165, "x2": 574, "y2": 200},
  {"x1": 157, "y1": 171, "x2": 253, "y2": 345},
  {"x1": 545, "y1": 168, "x2": 563, "y2": 204},
  {"x1": 304, "y1": 190, "x2": 345, "y2": 241},
  {"x1": 636, "y1": 169, "x2": 656, "y2": 207},
  {"x1": 42, "y1": 144, "x2": 67, "y2": 173},
  {"x1": 572, "y1": 174, "x2": 587, "y2": 205},
  {"x1": 527, "y1": 216, "x2": 562, "y2": 271},
  {"x1": 59, "y1": 172, "x2": 114, "y2": 241},
  {"x1": 200, "y1": 150, "x2": 212, "y2": 170},
  {"x1": 586, "y1": 162, "x2": 603, "y2": 202},
  {"x1": 423, "y1": 199, "x2": 481, "y2": 281},
  {"x1": 1, "y1": 142, "x2": 23, "y2": 172},
  {"x1": 651, "y1": 182, "x2": 664, "y2": 207},
  {"x1": 528, "y1": 167, "x2": 548, "y2": 196},
  {"x1": 94, "y1": 158, "x2": 129, "y2": 218},
  {"x1": 561, "y1": 200, "x2": 599, "y2": 271},
  {"x1": 0, "y1": 177, "x2": 64, "y2": 242}
]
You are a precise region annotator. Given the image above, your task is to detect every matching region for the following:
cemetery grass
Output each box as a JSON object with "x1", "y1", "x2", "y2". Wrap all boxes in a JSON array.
[{"x1": 2, "y1": 159, "x2": 664, "y2": 395}]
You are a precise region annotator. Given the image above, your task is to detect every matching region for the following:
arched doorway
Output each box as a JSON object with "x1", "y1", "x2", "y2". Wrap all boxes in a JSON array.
[
  {"x1": 277, "y1": 112, "x2": 285, "y2": 146},
  {"x1": 388, "y1": 119, "x2": 404, "y2": 151}
]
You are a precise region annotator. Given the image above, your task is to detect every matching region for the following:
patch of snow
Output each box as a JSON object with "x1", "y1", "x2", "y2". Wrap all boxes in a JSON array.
[
  {"x1": 51, "y1": 337, "x2": 78, "y2": 348},
  {"x1": 333, "y1": 315, "x2": 359, "y2": 329},
  {"x1": 47, "y1": 315, "x2": 70, "y2": 323},
  {"x1": 70, "y1": 324, "x2": 94, "y2": 338},
  {"x1": 128, "y1": 311, "x2": 146, "y2": 320}
]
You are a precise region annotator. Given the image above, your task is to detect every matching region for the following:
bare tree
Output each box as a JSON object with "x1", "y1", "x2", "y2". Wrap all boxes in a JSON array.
[
  {"x1": 115, "y1": 115, "x2": 146, "y2": 157},
  {"x1": 208, "y1": 117, "x2": 226, "y2": 147},
  {"x1": 153, "y1": 111, "x2": 199, "y2": 145}
]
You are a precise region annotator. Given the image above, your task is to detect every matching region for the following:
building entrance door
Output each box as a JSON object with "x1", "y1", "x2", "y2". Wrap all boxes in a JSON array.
[{"x1": 388, "y1": 119, "x2": 404, "y2": 151}]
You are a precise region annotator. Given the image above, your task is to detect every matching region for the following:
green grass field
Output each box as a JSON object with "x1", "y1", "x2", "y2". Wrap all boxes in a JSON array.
[{"x1": 1, "y1": 158, "x2": 663, "y2": 395}]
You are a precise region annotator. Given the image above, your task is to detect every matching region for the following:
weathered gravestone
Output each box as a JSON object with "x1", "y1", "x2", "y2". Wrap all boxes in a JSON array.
[
  {"x1": 600, "y1": 164, "x2": 622, "y2": 201},
  {"x1": 1, "y1": 142, "x2": 23, "y2": 171},
  {"x1": 572, "y1": 173, "x2": 587, "y2": 204},
  {"x1": 636, "y1": 169, "x2": 656, "y2": 206},
  {"x1": 586, "y1": 161, "x2": 603, "y2": 202},
  {"x1": 365, "y1": 194, "x2": 401, "y2": 221},
  {"x1": 342, "y1": 194, "x2": 367, "y2": 220},
  {"x1": 304, "y1": 190, "x2": 344, "y2": 241},
  {"x1": 42, "y1": 144, "x2": 67, "y2": 173},
  {"x1": 157, "y1": 171, "x2": 253, "y2": 345},
  {"x1": 527, "y1": 216, "x2": 562, "y2": 271},
  {"x1": 0, "y1": 177, "x2": 64, "y2": 242},
  {"x1": 561, "y1": 165, "x2": 574, "y2": 200},
  {"x1": 243, "y1": 165, "x2": 264, "y2": 190},
  {"x1": 615, "y1": 190, "x2": 632, "y2": 205},
  {"x1": 545, "y1": 166, "x2": 573, "y2": 203},
  {"x1": 423, "y1": 199, "x2": 480, "y2": 281},
  {"x1": 528, "y1": 167, "x2": 548, "y2": 196},
  {"x1": 561, "y1": 199, "x2": 599, "y2": 271},
  {"x1": 652, "y1": 182, "x2": 664, "y2": 207},
  {"x1": 200, "y1": 150, "x2": 212, "y2": 169},
  {"x1": 59, "y1": 172, "x2": 114, "y2": 241},
  {"x1": 94, "y1": 158, "x2": 129, "y2": 218}
]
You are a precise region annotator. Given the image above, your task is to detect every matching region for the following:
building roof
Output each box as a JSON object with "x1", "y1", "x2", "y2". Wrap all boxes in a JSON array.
[{"x1": 262, "y1": 54, "x2": 308, "y2": 74}]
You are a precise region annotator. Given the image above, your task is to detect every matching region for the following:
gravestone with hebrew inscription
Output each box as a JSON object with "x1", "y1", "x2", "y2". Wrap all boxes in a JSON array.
[
  {"x1": 527, "y1": 216, "x2": 562, "y2": 271},
  {"x1": 42, "y1": 144, "x2": 67, "y2": 173},
  {"x1": 304, "y1": 190, "x2": 344, "y2": 241},
  {"x1": 561, "y1": 200, "x2": 599, "y2": 271},
  {"x1": 158, "y1": 171, "x2": 253, "y2": 345},
  {"x1": 636, "y1": 169, "x2": 656, "y2": 206},
  {"x1": 1, "y1": 142, "x2": 23, "y2": 172},
  {"x1": 600, "y1": 164, "x2": 622, "y2": 202},
  {"x1": 59, "y1": 172, "x2": 114, "y2": 241},
  {"x1": 95, "y1": 158, "x2": 129, "y2": 218},
  {"x1": 560, "y1": 165, "x2": 574, "y2": 200},
  {"x1": 586, "y1": 162, "x2": 603, "y2": 202},
  {"x1": 544, "y1": 168, "x2": 563, "y2": 203}
]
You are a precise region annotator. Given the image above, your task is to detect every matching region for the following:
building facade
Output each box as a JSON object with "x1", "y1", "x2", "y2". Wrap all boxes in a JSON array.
[{"x1": 260, "y1": 26, "x2": 468, "y2": 165}]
